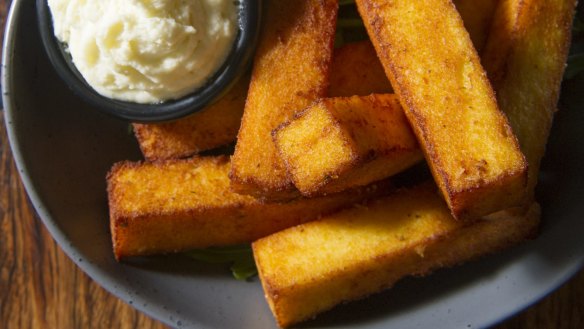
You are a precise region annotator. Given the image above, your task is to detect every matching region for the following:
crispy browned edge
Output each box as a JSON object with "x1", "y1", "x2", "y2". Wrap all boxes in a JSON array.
[
  {"x1": 106, "y1": 156, "x2": 233, "y2": 260},
  {"x1": 482, "y1": 0, "x2": 576, "y2": 200},
  {"x1": 107, "y1": 155, "x2": 396, "y2": 259},
  {"x1": 272, "y1": 98, "x2": 360, "y2": 191},
  {"x1": 328, "y1": 40, "x2": 393, "y2": 97},
  {"x1": 485, "y1": 0, "x2": 574, "y2": 90},
  {"x1": 355, "y1": 0, "x2": 527, "y2": 220},
  {"x1": 229, "y1": 171, "x2": 303, "y2": 202},
  {"x1": 442, "y1": 162, "x2": 526, "y2": 220},
  {"x1": 306, "y1": 95, "x2": 419, "y2": 196},
  {"x1": 107, "y1": 156, "x2": 246, "y2": 260},
  {"x1": 481, "y1": 0, "x2": 525, "y2": 89},
  {"x1": 229, "y1": 0, "x2": 338, "y2": 201},
  {"x1": 107, "y1": 159, "x2": 146, "y2": 260},
  {"x1": 131, "y1": 122, "x2": 215, "y2": 161},
  {"x1": 131, "y1": 76, "x2": 248, "y2": 161},
  {"x1": 255, "y1": 199, "x2": 540, "y2": 327},
  {"x1": 453, "y1": 0, "x2": 500, "y2": 53},
  {"x1": 273, "y1": 95, "x2": 420, "y2": 196}
]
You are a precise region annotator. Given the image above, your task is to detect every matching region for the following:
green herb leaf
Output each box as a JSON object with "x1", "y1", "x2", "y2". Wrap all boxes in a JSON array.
[
  {"x1": 231, "y1": 255, "x2": 258, "y2": 281},
  {"x1": 185, "y1": 245, "x2": 257, "y2": 280}
]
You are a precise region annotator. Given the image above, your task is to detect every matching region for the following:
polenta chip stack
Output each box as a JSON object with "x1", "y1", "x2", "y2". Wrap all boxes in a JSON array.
[
  {"x1": 105, "y1": 0, "x2": 577, "y2": 327},
  {"x1": 230, "y1": 0, "x2": 339, "y2": 200},
  {"x1": 357, "y1": 0, "x2": 528, "y2": 220},
  {"x1": 274, "y1": 94, "x2": 422, "y2": 196}
]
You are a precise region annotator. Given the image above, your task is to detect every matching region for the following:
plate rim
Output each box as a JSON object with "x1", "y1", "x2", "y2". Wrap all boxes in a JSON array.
[{"x1": 2, "y1": 0, "x2": 584, "y2": 328}]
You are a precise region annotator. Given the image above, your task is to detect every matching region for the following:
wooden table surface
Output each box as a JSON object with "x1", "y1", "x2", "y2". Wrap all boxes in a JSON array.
[{"x1": 1, "y1": 0, "x2": 583, "y2": 328}]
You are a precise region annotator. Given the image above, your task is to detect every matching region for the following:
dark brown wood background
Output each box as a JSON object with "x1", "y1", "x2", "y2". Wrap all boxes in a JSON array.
[{"x1": 0, "y1": 0, "x2": 583, "y2": 328}]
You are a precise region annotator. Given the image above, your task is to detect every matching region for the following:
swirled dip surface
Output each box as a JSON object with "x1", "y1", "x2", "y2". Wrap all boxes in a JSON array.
[{"x1": 48, "y1": 0, "x2": 238, "y2": 103}]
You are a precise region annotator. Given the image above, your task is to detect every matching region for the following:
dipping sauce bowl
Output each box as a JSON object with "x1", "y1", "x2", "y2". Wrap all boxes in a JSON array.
[{"x1": 36, "y1": 0, "x2": 261, "y2": 123}]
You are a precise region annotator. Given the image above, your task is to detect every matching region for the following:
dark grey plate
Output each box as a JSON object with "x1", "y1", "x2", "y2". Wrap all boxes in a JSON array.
[{"x1": 3, "y1": 1, "x2": 584, "y2": 328}]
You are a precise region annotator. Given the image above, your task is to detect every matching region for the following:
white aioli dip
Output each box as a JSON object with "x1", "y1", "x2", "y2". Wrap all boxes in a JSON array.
[{"x1": 48, "y1": 0, "x2": 238, "y2": 104}]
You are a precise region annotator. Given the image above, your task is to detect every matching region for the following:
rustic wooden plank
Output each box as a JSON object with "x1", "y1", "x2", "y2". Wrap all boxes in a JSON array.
[{"x1": 0, "y1": 111, "x2": 167, "y2": 329}]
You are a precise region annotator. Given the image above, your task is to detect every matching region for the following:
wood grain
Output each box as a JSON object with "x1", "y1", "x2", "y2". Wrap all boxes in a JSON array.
[
  {"x1": 1, "y1": 112, "x2": 168, "y2": 328},
  {"x1": 0, "y1": 0, "x2": 582, "y2": 328},
  {"x1": 0, "y1": 1, "x2": 164, "y2": 327}
]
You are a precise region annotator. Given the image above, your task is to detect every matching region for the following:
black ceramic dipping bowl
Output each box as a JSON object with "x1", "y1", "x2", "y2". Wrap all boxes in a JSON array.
[{"x1": 36, "y1": 0, "x2": 261, "y2": 123}]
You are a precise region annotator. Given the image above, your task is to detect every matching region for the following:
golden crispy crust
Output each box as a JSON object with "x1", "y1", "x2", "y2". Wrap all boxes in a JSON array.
[
  {"x1": 132, "y1": 76, "x2": 248, "y2": 161},
  {"x1": 230, "y1": 0, "x2": 338, "y2": 200},
  {"x1": 482, "y1": 0, "x2": 577, "y2": 199},
  {"x1": 356, "y1": 0, "x2": 527, "y2": 220},
  {"x1": 273, "y1": 94, "x2": 422, "y2": 196},
  {"x1": 481, "y1": 0, "x2": 524, "y2": 87},
  {"x1": 107, "y1": 156, "x2": 392, "y2": 260},
  {"x1": 253, "y1": 183, "x2": 540, "y2": 327},
  {"x1": 328, "y1": 41, "x2": 393, "y2": 97}
]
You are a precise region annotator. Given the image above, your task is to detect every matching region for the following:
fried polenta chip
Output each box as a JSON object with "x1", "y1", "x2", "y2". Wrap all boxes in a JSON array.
[
  {"x1": 453, "y1": 0, "x2": 500, "y2": 53},
  {"x1": 356, "y1": 0, "x2": 527, "y2": 220},
  {"x1": 329, "y1": 41, "x2": 392, "y2": 97},
  {"x1": 481, "y1": 0, "x2": 523, "y2": 85},
  {"x1": 132, "y1": 76, "x2": 249, "y2": 161},
  {"x1": 329, "y1": 1, "x2": 497, "y2": 98},
  {"x1": 274, "y1": 94, "x2": 422, "y2": 196},
  {"x1": 253, "y1": 183, "x2": 540, "y2": 327},
  {"x1": 107, "y1": 156, "x2": 391, "y2": 260},
  {"x1": 482, "y1": 0, "x2": 577, "y2": 198},
  {"x1": 230, "y1": 0, "x2": 338, "y2": 200}
]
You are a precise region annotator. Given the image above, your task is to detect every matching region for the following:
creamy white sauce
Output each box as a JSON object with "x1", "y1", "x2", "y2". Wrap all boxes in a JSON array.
[{"x1": 48, "y1": 0, "x2": 238, "y2": 104}]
